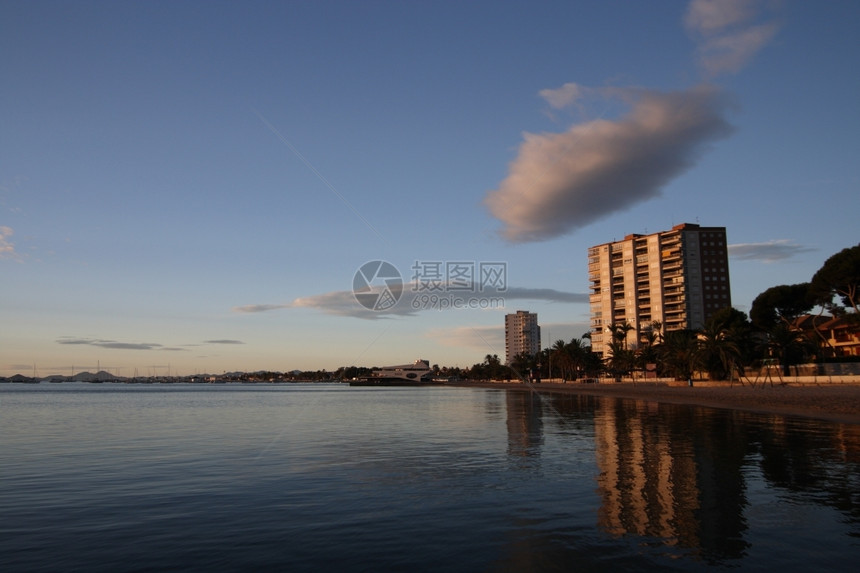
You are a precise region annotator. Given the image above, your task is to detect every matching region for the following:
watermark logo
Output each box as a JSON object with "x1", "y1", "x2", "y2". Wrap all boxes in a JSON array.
[
  {"x1": 411, "y1": 261, "x2": 507, "y2": 293},
  {"x1": 354, "y1": 260, "x2": 507, "y2": 312},
  {"x1": 353, "y1": 260, "x2": 403, "y2": 311}
]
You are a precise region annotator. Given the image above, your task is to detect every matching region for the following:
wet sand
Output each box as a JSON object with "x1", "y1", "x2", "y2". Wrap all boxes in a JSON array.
[{"x1": 453, "y1": 381, "x2": 860, "y2": 425}]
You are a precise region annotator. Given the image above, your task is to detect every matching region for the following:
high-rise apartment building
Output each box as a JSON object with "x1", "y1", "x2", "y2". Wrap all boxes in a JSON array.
[
  {"x1": 505, "y1": 310, "x2": 541, "y2": 364},
  {"x1": 588, "y1": 223, "x2": 731, "y2": 358}
]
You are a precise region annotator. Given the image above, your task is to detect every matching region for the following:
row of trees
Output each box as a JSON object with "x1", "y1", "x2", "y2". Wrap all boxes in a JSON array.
[
  {"x1": 465, "y1": 310, "x2": 752, "y2": 383},
  {"x1": 464, "y1": 338, "x2": 604, "y2": 382},
  {"x1": 461, "y1": 243, "x2": 858, "y2": 382},
  {"x1": 747, "y1": 243, "x2": 859, "y2": 375}
]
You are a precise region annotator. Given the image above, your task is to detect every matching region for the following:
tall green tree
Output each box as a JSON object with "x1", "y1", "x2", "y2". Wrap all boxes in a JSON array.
[
  {"x1": 810, "y1": 243, "x2": 860, "y2": 315},
  {"x1": 750, "y1": 283, "x2": 814, "y2": 330}
]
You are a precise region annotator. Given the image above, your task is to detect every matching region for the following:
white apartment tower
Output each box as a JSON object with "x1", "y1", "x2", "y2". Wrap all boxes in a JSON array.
[
  {"x1": 588, "y1": 223, "x2": 731, "y2": 358},
  {"x1": 505, "y1": 310, "x2": 541, "y2": 365}
]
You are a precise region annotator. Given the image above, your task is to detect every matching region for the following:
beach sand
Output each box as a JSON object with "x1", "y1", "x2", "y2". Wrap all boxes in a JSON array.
[{"x1": 455, "y1": 381, "x2": 860, "y2": 425}]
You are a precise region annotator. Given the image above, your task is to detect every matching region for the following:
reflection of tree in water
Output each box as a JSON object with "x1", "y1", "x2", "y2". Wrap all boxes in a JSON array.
[
  {"x1": 544, "y1": 393, "x2": 860, "y2": 564},
  {"x1": 750, "y1": 416, "x2": 860, "y2": 525}
]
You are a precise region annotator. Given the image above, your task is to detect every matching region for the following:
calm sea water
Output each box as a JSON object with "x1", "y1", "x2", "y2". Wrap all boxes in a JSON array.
[{"x1": 1, "y1": 383, "x2": 858, "y2": 572}]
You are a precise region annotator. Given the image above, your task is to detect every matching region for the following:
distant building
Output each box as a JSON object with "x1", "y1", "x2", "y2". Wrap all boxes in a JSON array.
[
  {"x1": 505, "y1": 310, "x2": 541, "y2": 364},
  {"x1": 794, "y1": 314, "x2": 860, "y2": 358},
  {"x1": 588, "y1": 223, "x2": 731, "y2": 358}
]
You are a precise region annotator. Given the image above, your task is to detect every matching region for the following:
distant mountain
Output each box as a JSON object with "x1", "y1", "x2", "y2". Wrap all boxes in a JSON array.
[{"x1": 72, "y1": 370, "x2": 122, "y2": 382}]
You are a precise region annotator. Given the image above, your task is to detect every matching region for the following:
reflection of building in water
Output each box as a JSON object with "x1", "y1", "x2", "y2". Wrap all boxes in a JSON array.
[
  {"x1": 593, "y1": 397, "x2": 860, "y2": 561},
  {"x1": 594, "y1": 398, "x2": 749, "y2": 557},
  {"x1": 506, "y1": 390, "x2": 543, "y2": 459},
  {"x1": 595, "y1": 399, "x2": 700, "y2": 544}
]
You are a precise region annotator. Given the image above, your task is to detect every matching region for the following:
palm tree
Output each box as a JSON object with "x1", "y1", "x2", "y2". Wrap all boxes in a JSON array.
[
  {"x1": 649, "y1": 320, "x2": 663, "y2": 343},
  {"x1": 509, "y1": 351, "x2": 535, "y2": 382},
  {"x1": 660, "y1": 329, "x2": 701, "y2": 382},
  {"x1": 566, "y1": 337, "x2": 589, "y2": 381},
  {"x1": 636, "y1": 323, "x2": 661, "y2": 374},
  {"x1": 607, "y1": 322, "x2": 635, "y2": 350},
  {"x1": 698, "y1": 317, "x2": 740, "y2": 381},
  {"x1": 550, "y1": 339, "x2": 570, "y2": 380},
  {"x1": 482, "y1": 353, "x2": 506, "y2": 380},
  {"x1": 604, "y1": 322, "x2": 636, "y2": 381},
  {"x1": 606, "y1": 340, "x2": 635, "y2": 382}
]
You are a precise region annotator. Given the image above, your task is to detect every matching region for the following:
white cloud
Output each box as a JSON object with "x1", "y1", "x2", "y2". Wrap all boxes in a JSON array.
[
  {"x1": 539, "y1": 82, "x2": 588, "y2": 110},
  {"x1": 728, "y1": 240, "x2": 817, "y2": 263},
  {"x1": 685, "y1": 0, "x2": 756, "y2": 33},
  {"x1": 685, "y1": 0, "x2": 780, "y2": 76},
  {"x1": 484, "y1": 85, "x2": 734, "y2": 243},
  {"x1": 697, "y1": 21, "x2": 780, "y2": 75},
  {"x1": 0, "y1": 226, "x2": 19, "y2": 260}
]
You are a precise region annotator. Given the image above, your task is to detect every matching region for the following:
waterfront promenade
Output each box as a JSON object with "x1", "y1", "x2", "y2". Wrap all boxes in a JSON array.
[{"x1": 454, "y1": 379, "x2": 860, "y2": 425}]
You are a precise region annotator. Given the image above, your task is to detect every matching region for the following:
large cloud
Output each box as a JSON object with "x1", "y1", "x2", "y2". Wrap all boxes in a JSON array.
[
  {"x1": 685, "y1": 0, "x2": 780, "y2": 76},
  {"x1": 484, "y1": 85, "x2": 734, "y2": 243}
]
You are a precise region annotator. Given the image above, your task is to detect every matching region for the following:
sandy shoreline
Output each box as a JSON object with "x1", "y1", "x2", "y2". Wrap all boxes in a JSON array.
[{"x1": 450, "y1": 381, "x2": 860, "y2": 425}]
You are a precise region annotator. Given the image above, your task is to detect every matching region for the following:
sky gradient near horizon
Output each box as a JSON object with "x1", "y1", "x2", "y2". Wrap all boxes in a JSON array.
[{"x1": 2, "y1": 0, "x2": 859, "y2": 376}]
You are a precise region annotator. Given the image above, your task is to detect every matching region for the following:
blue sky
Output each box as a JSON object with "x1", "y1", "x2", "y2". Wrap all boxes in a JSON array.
[{"x1": 2, "y1": 0, "x2": 858, "y2": 376}]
